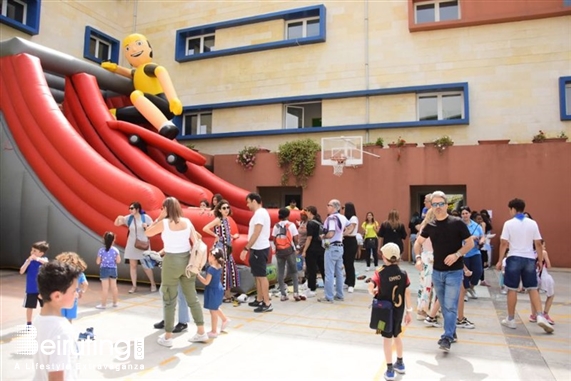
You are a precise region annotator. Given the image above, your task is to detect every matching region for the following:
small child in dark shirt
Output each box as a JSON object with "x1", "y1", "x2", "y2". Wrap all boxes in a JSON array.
[{"x1": 369, "y1": 243, "x2": 412, "y2": 381}]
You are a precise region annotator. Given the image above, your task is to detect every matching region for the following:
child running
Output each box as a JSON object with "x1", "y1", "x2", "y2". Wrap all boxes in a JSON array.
[
  {"x1": 368, "y1": 243, "x2": 412, "y2": 381},
  {"x1": 197, "y1": 248, "x2": 230, "y2": 338},
  {"x1": 34, "y1": 260, "x2": 82, "y2": 380},
  {"x1": 96, "y1": 231, "x2": 121, "y2": 309},
  {"x1": 56, "y1": 252, "x2": 89, "y2": 322},
  {"x1": 19, "y1": 241, "x2": 49, "y2": 325}
]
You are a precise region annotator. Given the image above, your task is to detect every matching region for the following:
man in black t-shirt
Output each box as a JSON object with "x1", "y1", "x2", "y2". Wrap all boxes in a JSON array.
[{"x1": 413, "y1": 191, "x2": 473, "y2": 352}]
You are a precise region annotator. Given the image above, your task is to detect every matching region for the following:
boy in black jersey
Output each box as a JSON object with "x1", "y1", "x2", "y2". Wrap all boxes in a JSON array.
[{"x1": 369, "y1": 243, "x2": 412, "y2": 381}]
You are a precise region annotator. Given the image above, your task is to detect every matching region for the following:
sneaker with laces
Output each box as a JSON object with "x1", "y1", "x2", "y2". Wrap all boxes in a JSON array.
[
  {"x1": 95, "y1": 304, "x2": 106, "y2": 309},
  {"x1": 348, "y1": 287, "x2": 354, "y2": 293},
  {"x1": 280, "y1": 295, "x2": 289, "y2": 301},
  {"x1": 248, "y1": 299, "x2": 262, "y2": 307},
  {"x1": 394, "y1": 361, "x2": 405, "y2": 374},
  {"x1": 543, "y1": 313, "x2": 555, "y2": 325},
  {"x1": 424, "y1": 316, "x2": 441, "y2": 327},
  {"x1": 451, "y1": 333, "x2": 458, "y2": 343},
  {"x1": 172, "y1": 323, "x2": 188, "y2": 333},
  {"x1": 468, "y1": 288, "x2": 478, "y2": 299},
  {"x1": 188, "y1": 332, "x2": 209, "y2": 343},
  {"x1": 438, "y1": 337, "x2": 451, "y2": 352},
  {"x1": 157, "y1": 334, "x2": 173, "y2": 347},
  {"x1": 334, "y1": 295, "x2": 344, "y2": 301},
  {"x1": 384, "y1": 368, "x2": 396, "y2": 381},
  {"x1": 500, "y1": 288, "x2": 507, "y2": 295},
  {"x1": 529, "y1": 314, "x2": 537, "y2": 323},
  {"x1": 536, "y1": 315, "x2": 554, "y2": 333},
  {"x1": 501, "y1": 318, "x2": 516, "y2": 329},
  {"x1": 306, "y1": 290, "x2": 316, "y2": 298},
  {"x1": 456, "y1": 317, "x2": 475, "y2": 329},
  {"x1": 253, "y1": 303, "x2": 273, "y2": 313},
  {"x1": 317, "y1": 297, "x2": 334, "y2": 304}
]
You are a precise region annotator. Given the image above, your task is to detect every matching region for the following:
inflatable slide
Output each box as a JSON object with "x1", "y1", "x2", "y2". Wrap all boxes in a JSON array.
[{"x1": 0, "y1": 38, "x2": 295, "y2": 292}]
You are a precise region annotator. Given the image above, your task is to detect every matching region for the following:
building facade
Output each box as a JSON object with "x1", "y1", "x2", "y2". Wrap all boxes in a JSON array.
[{"x1": 1, "y1": 1, "x2": 570, "y2": 154}]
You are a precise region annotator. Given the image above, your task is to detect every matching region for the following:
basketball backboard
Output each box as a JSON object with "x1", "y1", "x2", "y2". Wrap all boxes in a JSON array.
[{"x1": 321, "y1": 136, "x2": 363, "y2": 167}]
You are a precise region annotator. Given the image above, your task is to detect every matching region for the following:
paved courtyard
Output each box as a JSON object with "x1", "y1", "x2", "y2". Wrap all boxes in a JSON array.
[{"x1": 1, "y1": 261, "x2": 569, "y2": 380}]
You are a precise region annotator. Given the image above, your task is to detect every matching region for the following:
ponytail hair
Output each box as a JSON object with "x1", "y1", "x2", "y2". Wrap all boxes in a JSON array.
[{"x1": 104, "y1": 231, "x2": 115, "y2": 251}]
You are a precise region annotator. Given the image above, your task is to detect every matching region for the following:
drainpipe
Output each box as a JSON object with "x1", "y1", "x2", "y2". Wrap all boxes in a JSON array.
[
  {"x1": 132, "y1": 0, "x2": 138, "y2": 32},
  {"x1": 364, "y1": 0, "x2": 370, "y2": 142}
]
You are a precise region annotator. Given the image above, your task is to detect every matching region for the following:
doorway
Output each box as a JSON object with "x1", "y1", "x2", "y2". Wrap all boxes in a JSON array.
[{"x1": 258, "y1": 186, "x2": 302, "y2": 209}]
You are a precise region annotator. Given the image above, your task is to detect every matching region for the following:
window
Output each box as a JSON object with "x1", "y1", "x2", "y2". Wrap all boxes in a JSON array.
[
  {"x1": 175, "y1": 5, "x2": 326, "y2": 62},
  {"x1": 83, "y1": 27, "x2": 120, "y2": 64},
  {"x1": 415, "y1": 0, "x2": 459, "y2": 24},
  {"x1": 284, "y1": 102, "x2": 322, "y2": 129},
  {"x1": 187, "y1": 34, "x2": 215, "y2": 55},
  {"x1": 183, "y1": 113, "x2": 212, "y2": 135},
  {"x1": 286, "y1": 18, "x2": 320, "y2": 39},
  {"x1": 418, "y1": 92, "x2": 463, "y2": 121},
  {"x1": 559, "y1": 76, "x2": 571, "y2": 120},
  {"x1": 0, "y1": 0, "x2": 40, "y2": 35}
]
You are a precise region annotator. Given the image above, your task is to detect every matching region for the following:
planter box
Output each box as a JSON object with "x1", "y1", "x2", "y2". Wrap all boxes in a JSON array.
[
  {"x1": 423, "y1": 142, "x2": 436, "y2": 147},
  {"x1": 478, "y1": 139, "x2": 510, "y2": 145},
  {"x1": 532, "y1": 138, "x2": 568, "y2": 143},
  {"x1": 388, "y1": 143, "x2": 417, "y2": 148}
]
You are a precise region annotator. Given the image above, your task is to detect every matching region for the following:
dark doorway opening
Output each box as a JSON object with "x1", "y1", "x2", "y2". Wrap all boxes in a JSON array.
[{"x1": 258, "y1": 186, "x2": 302, "y2": 209}]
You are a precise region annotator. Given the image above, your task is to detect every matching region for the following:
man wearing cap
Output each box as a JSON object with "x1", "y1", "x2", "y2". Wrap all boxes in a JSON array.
[
  {"x1": 318, "y1": 199, "x2": 348, "y2": 303},
  {"x1": 413, "y1": 191, "x2": 473, "y2": 352}
]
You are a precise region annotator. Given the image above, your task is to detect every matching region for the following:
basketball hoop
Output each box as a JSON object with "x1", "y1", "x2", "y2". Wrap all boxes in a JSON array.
[{"x1": 333, "y1": 157, "x2": 346, "y2": 176}]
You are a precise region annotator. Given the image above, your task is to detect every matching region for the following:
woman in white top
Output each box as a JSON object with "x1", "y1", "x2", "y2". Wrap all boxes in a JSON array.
[
  {"x1": 145, "y1": 197, "x2": 207, "y2": 347},
  {"x1": 342, "y1": 202, "x2": 359, "y2": 293},
  {"x1": 114, "y1": 201, "x2": 156, "y2": 293}
]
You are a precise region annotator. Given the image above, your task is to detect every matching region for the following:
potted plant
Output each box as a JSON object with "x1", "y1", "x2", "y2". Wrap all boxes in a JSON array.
[
  {"x1": 433, "y1": 135, "x2": 454, "y2": 153},
  {"x1": 388, "y1": 137, "x2": 416, "y2": 148},
  {"x1": 277, "y1": 139, "x2": 321, "y2": 187},
  {"x1": 532, "y1": 130, "x2": 568, "y2": 143},
  {"x1": 236, "y1": 146, "x2": 259, "y2": 170},
  {"x1": 375, "y1": 137, "x2": 384, "y2": 148}
]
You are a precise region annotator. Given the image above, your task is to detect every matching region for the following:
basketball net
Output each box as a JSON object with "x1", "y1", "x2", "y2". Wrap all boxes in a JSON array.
[{"x1": 333, "y1": 157, "x2": 346, "y2": 176}]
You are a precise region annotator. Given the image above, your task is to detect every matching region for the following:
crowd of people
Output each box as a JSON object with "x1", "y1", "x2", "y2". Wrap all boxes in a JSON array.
[{"x1": 20, "y1": 191, "x2": 556, "y2": 381}]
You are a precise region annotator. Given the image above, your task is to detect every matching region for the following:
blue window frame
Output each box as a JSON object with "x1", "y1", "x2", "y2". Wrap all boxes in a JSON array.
[
  {"x1": 0, "y1": 0, "x2": 40, "y2": 35},
  {"x1": 176, "y1": 82, "x2": 469, "y2": 140},
  {"x1": 175, "y1": 4, "x2": 326, "y2": 62},
  {"x1": 83, "y1": 26, "x2": 120, "y2": 64},
  {"x1": 559, "y1": 76, "x2": 571, "y2": 121}
]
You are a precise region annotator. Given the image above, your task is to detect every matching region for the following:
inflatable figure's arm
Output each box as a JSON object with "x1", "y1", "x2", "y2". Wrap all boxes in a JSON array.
[
  {"x1": 155, "y1": 66, "x2": 182, "y2": 115},
  {"x1": 101, "y1": 62, "x2": 133, "y2": 79}
]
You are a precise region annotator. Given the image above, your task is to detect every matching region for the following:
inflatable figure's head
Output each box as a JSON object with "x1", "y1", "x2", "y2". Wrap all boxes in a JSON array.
[{"x1": 123, "y1": 33, "x2": 153, "y2": 68}]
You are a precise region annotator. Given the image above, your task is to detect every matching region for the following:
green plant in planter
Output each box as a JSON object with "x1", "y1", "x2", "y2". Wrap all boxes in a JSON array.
[
  {"x1": 236, "y1": 146, "x2": 259, "y2": 170},
  {"x1": 277, "y1": 139, "x2": 321, "y2": 187},
  {"x1": 557, "y1": 131, "x2": 568, "y2": 140},
  {"x1": 375, "y1": 137, "x2": 384, "y2": 148},
  {"x1": 532, "y1": 130, "x2": 546, "y2": 142},
  {"x1": 433, "y1": 135, "x2": 454, "y2": 153}
]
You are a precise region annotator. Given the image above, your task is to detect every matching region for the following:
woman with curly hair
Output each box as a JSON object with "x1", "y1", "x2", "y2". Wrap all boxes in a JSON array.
[{"x1": 203, "y1": 199, "x2": 240, "y2": 302}]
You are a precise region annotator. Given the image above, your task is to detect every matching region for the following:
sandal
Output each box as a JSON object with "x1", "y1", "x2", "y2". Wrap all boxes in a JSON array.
[
  {"x1": 223, "y1": 297, "x2": 234, "y2": 303},
  {"x1": 294, "y1": 294, "x2": 306, "y2": 302}
]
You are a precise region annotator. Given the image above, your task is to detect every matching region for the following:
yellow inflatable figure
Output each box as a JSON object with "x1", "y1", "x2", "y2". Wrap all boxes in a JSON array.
[{"x1": 102, "y1": 33, "x2": 182, "y2": 139}]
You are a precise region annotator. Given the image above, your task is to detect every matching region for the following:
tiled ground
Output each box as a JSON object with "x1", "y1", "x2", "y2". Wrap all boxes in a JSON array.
[{"x1": 1, "y1": 261, "x2": 569, "y2": 380}]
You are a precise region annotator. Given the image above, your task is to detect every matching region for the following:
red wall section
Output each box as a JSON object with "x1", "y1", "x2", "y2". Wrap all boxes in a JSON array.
[
  {"x1": 408, "y1": 0, "x2": 571, "y2": 32},
  {"x1": 214, "y1": 143, "x2": 571, "y2": 267}
]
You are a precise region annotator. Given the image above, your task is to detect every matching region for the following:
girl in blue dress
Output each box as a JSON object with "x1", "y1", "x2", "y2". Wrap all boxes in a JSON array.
[{"x1": 197, "y1": 248, "x2": 230, "y2": 338}]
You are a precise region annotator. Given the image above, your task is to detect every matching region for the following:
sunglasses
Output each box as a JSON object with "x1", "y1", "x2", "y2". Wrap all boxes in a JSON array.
[
  {"x1": 221, "y1": 206, "x2": 230, "y2": 211},
  {"x1": 431, "y1": 202, "x2": 446, "y2": 208},
  {"x1": 129, "y1": 207, "x2": 135, "y2": 210}
]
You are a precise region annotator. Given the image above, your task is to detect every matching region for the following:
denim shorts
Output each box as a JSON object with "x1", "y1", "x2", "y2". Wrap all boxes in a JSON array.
[
  {"x1": 503, "y1": 256, "x2": 538, "y2": 290},
  {"x1": 100, "y1": 267, "x2": 118, "y2": 279}
]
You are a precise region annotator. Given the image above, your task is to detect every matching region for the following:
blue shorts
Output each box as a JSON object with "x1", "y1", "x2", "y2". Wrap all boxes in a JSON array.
[
  {"x1": 503, "y1": 256, "x2": 538, "y2": 290},
  {"x1": 100, "y1": 267, "x2": 118, "y2": 279}
]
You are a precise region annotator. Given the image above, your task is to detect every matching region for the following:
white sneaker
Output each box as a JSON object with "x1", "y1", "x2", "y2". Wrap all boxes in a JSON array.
[
  {"x1": 95, "y1": 304, "x2": 106, "y2": 309},
  {"x1": 536, "y1": 315, "x2": 554, "y2": 333},
  {"x1": 188, "y1": 332, "x2": 209, "y2": 343},
  {"x1": 463, "y1": 295, "x2": 468, "y2": 302},
  {"x1": 466, "y1": 288, "x2": 478, "y2": 299},
  {"x1": 306, "y1": 291, "x2": 316, "y2": 298},
  {"x1": 348, "y1": 287, "x2": 354, "y2": 293},
  {"x1": 366, "y1": 267, "x2": 370, "y2": 271},
  {"x1": 501, "y1": 318, "x2": 516, "y2": 329},
  {"x1": 157, "y1": 334, "x2": 173, "y2": 347}
]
